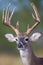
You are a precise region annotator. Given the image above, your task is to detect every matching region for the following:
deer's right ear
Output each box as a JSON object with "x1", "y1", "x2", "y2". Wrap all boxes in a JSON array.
[{"x1": 5, "y1": 33, "x2": 16, "y2": 42}]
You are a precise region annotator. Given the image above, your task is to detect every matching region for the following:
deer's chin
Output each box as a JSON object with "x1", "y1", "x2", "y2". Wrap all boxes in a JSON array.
[{"x1": 17, "y1": 47, "x2": 25, "y2": 50}]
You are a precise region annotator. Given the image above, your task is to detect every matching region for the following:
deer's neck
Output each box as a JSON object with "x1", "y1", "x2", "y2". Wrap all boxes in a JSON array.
[{"x1": 19, "y1": 44, "x2": 38, "y2": 65}]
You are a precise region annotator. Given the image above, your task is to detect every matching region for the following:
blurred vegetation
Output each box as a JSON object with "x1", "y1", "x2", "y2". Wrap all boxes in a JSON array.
[{"x1": 0, "y1": 0, "x2": 43, "y2": 57}]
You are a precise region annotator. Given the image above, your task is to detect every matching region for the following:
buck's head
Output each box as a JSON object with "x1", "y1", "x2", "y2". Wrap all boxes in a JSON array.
[
  {"x1": 2, "y1": 3, "x2": 41, "y2": 50},
  {"x1": 5, "y1": 32, "x2": 41, "y2": 50}
]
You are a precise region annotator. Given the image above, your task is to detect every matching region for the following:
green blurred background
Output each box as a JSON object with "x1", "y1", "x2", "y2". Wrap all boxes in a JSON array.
[{"x1": 0, "y1": 0, "x2": 43, "y2": 65}]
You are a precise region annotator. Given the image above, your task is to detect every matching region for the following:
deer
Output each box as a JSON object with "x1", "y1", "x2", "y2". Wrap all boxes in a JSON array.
[{"x1": 2, "y1": 2, "x2": 43, "y2": 65}]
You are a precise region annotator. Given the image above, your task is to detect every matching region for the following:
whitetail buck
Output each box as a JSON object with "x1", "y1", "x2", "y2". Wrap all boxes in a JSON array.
[{"x1": 2, "y1": 3, "x2": 43, "y2": 65}]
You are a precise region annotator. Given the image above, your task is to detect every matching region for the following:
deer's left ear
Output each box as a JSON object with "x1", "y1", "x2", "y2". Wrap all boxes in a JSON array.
[
  {"x1": 29, "y1": 32, "x2": 41, "y2": 42},
  {"x1": 5, "y1": 33, "x2": 16, "y2": 42}
]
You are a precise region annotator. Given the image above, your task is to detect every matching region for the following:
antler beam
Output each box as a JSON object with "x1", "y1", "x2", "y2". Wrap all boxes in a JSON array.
[{"x1": 25, "y1": 3, "x2": 40, "y2": 35}]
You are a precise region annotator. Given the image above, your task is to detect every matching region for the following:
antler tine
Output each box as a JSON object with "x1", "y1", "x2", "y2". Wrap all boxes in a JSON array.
[
  {"x1": 6, "y1": 3, "x2": 11, "y2": 20},
  {"x1": 2, "y1": 3, "x2": 20, "y2": 36},
  {"x1": 25, "y1": 3, "x2": 40, "y2": 35},
  {"x1": 9, "y1": 7, "x2": 16, "y2": 21},
  {"x1": 5, "y1": 3, "x2": 11, "y2": 22},
  {"x1": 16, "y1": 21, "x2": 19, "y2": 30},
  {"x1": 31, "y1": 3, "x2": 40, "y2": 22},
  {"x1": 2, "y1": 9, "x2": 5, "y2": 23}
]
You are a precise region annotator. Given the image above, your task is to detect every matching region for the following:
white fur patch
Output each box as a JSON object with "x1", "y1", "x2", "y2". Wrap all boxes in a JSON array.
[
  {"x1": 20, "y1": 49, "x2": 29, "y2": 56},
  {"x1": 21, "y1": 56, "x2": 29, "y2": 65},
  {"x1": 20, "y1": 49, "x2": 30, "y2": 65}
]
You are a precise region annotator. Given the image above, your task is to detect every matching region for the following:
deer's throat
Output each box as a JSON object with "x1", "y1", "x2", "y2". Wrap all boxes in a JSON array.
[
  {"x1": 19, "y1": 47, "x2": 36, "y2": 65},
  {"x1": 19, "y1": 49, "x2": 32, "y2": 65}
]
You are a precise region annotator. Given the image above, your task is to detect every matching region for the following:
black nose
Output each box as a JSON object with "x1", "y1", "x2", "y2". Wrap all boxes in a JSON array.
[{"x1": 18, "y1": 43, "x2": 23, "y2": 48}]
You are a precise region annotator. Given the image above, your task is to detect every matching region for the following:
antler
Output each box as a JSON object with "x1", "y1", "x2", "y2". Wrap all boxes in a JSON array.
[
  {"x1": 2, "y1": 3, "x2": 20, "y2": 36},
  {"x1": 25, "y1": 3, "x2": 40, "y2": 35}
]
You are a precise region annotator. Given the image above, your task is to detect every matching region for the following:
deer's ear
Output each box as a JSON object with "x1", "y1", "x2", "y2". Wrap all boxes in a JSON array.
[
  {"x1": 29, "y1": 32, "x2": 41, "y2": 42},
  {"x1": 5, "y1": 33, "x2": 16, "y2": 42}
]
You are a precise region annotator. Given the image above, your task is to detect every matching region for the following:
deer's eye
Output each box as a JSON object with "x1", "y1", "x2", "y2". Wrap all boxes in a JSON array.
[
  {"x1": 16, "y1": 38, "x2": 18, "y2": 41},
  {"x1": 15, "y1": 37, "x2": 19, "y2": 41},
  {"x1": 24, "y1": 37, "x2": 29, "y2": 42}
]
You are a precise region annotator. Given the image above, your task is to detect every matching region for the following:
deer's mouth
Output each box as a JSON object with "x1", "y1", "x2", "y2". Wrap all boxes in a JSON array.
[{"x1": 17, "y1": 43, "x2": 23, "y2": 48}]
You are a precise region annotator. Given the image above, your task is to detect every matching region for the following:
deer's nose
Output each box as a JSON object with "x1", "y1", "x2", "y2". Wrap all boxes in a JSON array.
[{"x1": 18, "y1": 42, "x2": 23, "y2": 48}]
